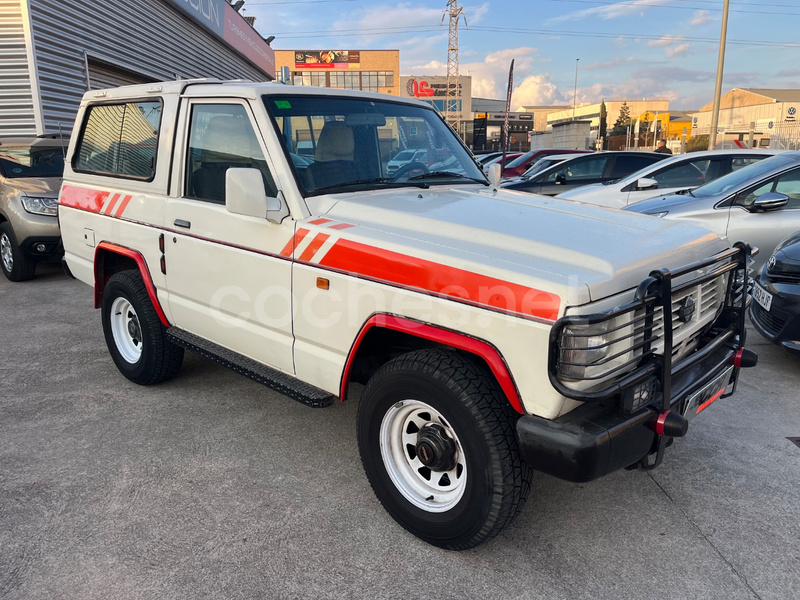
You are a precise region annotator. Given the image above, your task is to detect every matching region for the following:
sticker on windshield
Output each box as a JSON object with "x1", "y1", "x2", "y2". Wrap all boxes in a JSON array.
[{"x1": 274, "y1": 100, "x2": 292, "y2": 109}]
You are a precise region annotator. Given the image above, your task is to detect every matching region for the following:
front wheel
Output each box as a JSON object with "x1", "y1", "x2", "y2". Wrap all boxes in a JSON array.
[
  {"x1": 0, "y1": 222, "x2": 36, "y2": 282},
  {"x1": 357, "y1": 349, "x2": 532, "y2": 550},
  {"x1": 101, "y1": 269, "x2": 183, "y2": 385}
]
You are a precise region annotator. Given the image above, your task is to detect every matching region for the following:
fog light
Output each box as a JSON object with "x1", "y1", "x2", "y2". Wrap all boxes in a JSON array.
[
  {"x1": 36, "y1": 243, "x2": 47, "y2": 253},
  {"x1": 623, "y1": 378, "x2": 659, "y2": 413}
]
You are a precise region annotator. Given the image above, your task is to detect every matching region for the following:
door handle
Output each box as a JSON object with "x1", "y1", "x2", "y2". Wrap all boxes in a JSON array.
[{"x1": 174, "y1": 219, "x2": 191, "y2": 229}]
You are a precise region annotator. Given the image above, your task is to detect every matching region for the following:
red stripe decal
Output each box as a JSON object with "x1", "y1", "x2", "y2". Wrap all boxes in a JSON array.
[
  {"x1": 696, "y1": 388, "x2": 725, "y2": 415},
  {"x1": 280, "y1": 228, "x2": 310, "y2": 257},
  {"x1": 299, "y1": 233, "x2": 331, "y2": 262},
  {"x1": 103, "y1": 193, "x2": 120, "y2": 215},
  {"x1": 59, "y1": 185, "x2": 109, "y2": 213},
  {"x1": 318, "y1": 239, "x2": 560, "y2": 321},
  {"x1": 308, "y1": 218, "x2": 332, "y2": 225},
  {"x1": 329, "y1": 223, "x2": 354, "y2": 230},
  {"x1": 115, "y1": 195, "x2": 132, "y2": 217}
]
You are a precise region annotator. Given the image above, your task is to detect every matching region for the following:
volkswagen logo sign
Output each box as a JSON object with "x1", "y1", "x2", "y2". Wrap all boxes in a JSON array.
[
  {"x1": 768, "y1": 255, "x2": 777, "y2": 271},
  {"x1": 677, "y1": 296, "x2": 695, "y2": 324},
  {"x1": 790, "y1": 107, "x2": 797, "y2": 116}
]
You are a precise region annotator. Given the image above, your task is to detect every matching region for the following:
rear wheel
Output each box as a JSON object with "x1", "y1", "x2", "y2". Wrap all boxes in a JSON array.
[
  {"x1": 0, "y1": 222, "x2": 36, "y2": 282},
  {"x1": 101, "y1": 269, "x2": 183, "y2": 385},
  {"x1": 357, "y1": 349, "x2": 531, "y2": 550}
]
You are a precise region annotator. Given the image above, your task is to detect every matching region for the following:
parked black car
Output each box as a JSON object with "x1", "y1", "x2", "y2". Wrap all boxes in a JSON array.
[
  {"x1": 750, "y1": 230, "x2": 800, "y2": 356},
  {"x1": 501, "y1": 151, "x2": 668, "y2": 196}
]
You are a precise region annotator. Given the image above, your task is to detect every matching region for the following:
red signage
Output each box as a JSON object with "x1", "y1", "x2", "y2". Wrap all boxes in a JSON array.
[
  {"x1": 294, "y1": 50, "x2": 361, "y2": 70},
  {"x1": 411, "y1": 80, "x2": 434, "y2": 97}
]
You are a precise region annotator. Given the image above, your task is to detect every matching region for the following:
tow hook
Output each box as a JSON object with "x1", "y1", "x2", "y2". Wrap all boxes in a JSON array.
[
  {"x1": 650, "y1": 409, "x2": 688, "y2": 438},
  {"x1": 732, "y1": 348, "x2": 758, "y2": 368}
]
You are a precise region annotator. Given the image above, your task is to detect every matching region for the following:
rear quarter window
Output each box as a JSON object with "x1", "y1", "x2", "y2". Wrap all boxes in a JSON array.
[{"x1": 74, "y1": 100, "x2": 162, "y2": 180}]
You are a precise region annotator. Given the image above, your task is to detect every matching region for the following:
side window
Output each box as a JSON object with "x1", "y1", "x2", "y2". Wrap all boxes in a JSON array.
[
  {"x1": 185, "y1": 104, "x2": 277, "y2": 204},
  {"x1": 611, "y1": 155, "x2": 658, "y2": 178},
  {"x1": 773, "y1": 168, "x2": 800, "y2": 208},
  {"x1": 734, "y1": 178, "x2": 774, "y2": 208},
  {"x1": 731, "y1": 157, "x2": 762, "y2": 172},
  {"x1": 652, "y1": 158, "x2": 709, "y2": 188},
  {"x1": 75, "y1": 101, "x2": 161, "y2": 179},
  {"x1": 545, "y1": 156, "x2": 608, "y2": 182}
]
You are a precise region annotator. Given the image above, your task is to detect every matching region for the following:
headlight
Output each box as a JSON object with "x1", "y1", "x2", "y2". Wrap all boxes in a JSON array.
[
  {"x1": 558, "y1": 321, "x2": 611, "y2": 381},
  {"x1": 21, "y1": 196, "x2": 59, "y2": 216}
]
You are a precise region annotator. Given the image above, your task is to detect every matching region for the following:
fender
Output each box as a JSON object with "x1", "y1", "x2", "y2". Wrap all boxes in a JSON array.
[
  {"x1": 93, "y1": 242, "x2": 170, "y2": 327},
  {"x1": 341, "y1": 314, "x2": 524, "y2": 414}
]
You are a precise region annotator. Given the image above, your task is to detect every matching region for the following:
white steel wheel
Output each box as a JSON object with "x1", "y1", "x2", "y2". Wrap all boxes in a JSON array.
[
  {"x1": 380, "y1": 399, "x2": 467, "y2": 513},
  {"x1": 109, "y1": 296, "x2": 143, "y2": 364}
]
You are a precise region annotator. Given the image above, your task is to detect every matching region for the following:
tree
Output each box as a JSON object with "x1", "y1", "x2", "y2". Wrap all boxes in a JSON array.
[
  {"x1": 686, "y1": 135, "x2": 709, "y2": 153},
  {"x1": 611, "y1": 102, "x2": 631, "y2": 136},
  {"x1": 598, "y1": 101, "x2": 608, "y2": 150}
]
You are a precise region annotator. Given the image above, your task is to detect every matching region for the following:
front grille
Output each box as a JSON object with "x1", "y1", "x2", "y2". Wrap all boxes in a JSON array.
[{"x1": 751, "y1": 302, "x2": 786, "y2": 336}]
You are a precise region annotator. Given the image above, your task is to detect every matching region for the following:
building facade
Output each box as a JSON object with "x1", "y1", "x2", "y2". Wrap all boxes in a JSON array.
[
  {"x1": 274, "y1": 50, "x2": 399, "y2": 96},
  {"x1": 690, "y1": 89, "x2": 800, "y2": 149},
  {"x1": 545, "y1": 100, "x2": 670, "y2": 137},
  {"x1": 1, "y1": 0, "x2": 276, "y2": 137},
  {"x1": 399, "y1": 75, "x2": 472, "y2": 122}
]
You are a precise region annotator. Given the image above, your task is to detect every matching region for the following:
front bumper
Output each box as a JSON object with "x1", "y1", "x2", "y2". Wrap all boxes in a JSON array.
[
  {"x1": 516, "y1": 342, "x2": 738, "y2": 482},
  {"x1": 19, "y1": 234, "x2": 63, "y2": 263}
]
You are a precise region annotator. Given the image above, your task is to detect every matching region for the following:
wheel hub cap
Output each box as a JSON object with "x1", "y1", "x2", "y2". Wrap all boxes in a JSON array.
[
  {"x1": 415, "y1": 424, "x2": 457, "y2": 472},
  {"x1": 1, "y1": 233, "x2": 12, "y2": 272}
]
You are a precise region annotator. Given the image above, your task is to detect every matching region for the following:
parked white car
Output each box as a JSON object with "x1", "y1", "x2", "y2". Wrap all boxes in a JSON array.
[
  {"x1": 556, "y1": 149, "x2": 781, "y2": 208},
  {"x1": 386, "y1": 148, "x2": 428, "y2": 175}
]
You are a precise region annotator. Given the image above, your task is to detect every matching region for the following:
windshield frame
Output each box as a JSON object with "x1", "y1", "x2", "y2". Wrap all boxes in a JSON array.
[{"x1": 263, "y1": 93, "x2": 487, "y2": 197}]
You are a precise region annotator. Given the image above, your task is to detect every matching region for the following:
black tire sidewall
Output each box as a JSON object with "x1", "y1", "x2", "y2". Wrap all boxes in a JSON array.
[
  {"x1": 358, "y1": 361, "x2": 504, "y2": 547},
  {"x1": 0, "y1": 223, "x2": 36, "y2": 282},
  {"x1": 101, "y1": 272, "x2": 155, "y2": 383}
]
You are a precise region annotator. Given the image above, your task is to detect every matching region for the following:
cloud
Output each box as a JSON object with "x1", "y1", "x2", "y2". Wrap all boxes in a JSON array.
[
  {"x1": 689, "y1": 10, "x2": 712, "y2": 26},
  {"x1": 777, "y1": 69, "x2": 800, "y2": 78},
  {"x1": 666, "y1": 43, "x2": 691, "y2": 58},
  {"x1": 648, "y1": 35, "x2": 685, "y2": 47},
  {"x1": 512, "y1": 74, "x2": 563, "y2": 109},
  {"x1": 331, "y1": 3, "x2": 442, "y2": 35},
  {"x1": 547, "y1": 0, "x2": 671, "y2": 24},
  {"x1": 583, "y1": 57, "x2": 637, "y2": 70}
]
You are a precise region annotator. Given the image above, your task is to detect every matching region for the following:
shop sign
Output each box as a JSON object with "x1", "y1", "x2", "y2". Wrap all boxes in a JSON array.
[
  {"x1": 294, "y1": 50, "x2": 361, "y2": 69},
  {"x1": 406, "y1": 79, "x2": 462, "y2": 98}
]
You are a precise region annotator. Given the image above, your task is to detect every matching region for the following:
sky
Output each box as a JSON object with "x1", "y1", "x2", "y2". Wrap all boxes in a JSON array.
[{"x1": 241, "y1": 0, "x2": 800, "y2": 112}]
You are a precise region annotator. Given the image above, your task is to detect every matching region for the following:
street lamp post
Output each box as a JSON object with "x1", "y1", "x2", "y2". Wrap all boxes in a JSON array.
[
  {"x1": 572, "y1": 58, "x2": 579, "y2": 120},
  {"x1": 709, "y1": 0, "x2": 731, "y2": 149}
]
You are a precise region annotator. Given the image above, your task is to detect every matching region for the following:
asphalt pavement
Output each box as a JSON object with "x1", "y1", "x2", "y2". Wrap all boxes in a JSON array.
[{"x1": 1, "y1": 265, "x2": 799, "y2": 600}]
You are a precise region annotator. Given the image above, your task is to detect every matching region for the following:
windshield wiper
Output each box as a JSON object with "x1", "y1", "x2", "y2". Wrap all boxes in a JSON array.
[
  {"x1": 312, "y1": 177, "x2": 429, "y2": 192},
  {"x1": 408, "y1": 171, "x2": 489, "y2": 185}
]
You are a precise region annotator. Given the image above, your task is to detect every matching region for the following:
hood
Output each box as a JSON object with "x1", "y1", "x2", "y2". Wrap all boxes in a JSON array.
[
  {"x1": 314, "y1": 186, "x2": 728, "y2": 311},
  {"x1": 624, "y1": 192, "x2": 698, "y2": 215},
  {"x1": 1, "y1": 176, "x2": 62, "y2": 197}
]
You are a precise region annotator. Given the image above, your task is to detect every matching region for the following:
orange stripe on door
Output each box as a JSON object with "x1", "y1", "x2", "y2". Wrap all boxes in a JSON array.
[
  {"x1": 59, "y1": 185, "x2": 109, "y2": 213},
  {"x1": 280, "y1": 228, "x2": 310, "y2": 257},
  {"x1": 103, "y1": 193, "x2": 120, "y2": 215},
  {"x1": 114, "y1": 195, "x2": 132, "y2": 217}
]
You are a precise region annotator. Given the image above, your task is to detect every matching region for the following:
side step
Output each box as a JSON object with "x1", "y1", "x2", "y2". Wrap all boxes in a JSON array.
[{"x1": 166, "y1": 327, "x2": 335, "y2": 408}]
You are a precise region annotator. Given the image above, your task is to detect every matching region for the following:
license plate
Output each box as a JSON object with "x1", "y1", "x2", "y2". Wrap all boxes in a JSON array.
[
  {"x1": 752, "y1": 282, "x2": 773, "y2": 311},
  {"x1": 683, "y1": 366, "x2": 734, "y2": 421}
]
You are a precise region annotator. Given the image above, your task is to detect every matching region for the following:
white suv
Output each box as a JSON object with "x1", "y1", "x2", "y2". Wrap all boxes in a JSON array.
[{"x1": 58, "y1": 80, "x2": 757, "y2": 549}]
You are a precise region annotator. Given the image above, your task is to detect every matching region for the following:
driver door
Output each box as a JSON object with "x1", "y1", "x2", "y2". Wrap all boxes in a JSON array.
[{"x1": 163, "y1": 99, "x2": 296, "y2": 374}]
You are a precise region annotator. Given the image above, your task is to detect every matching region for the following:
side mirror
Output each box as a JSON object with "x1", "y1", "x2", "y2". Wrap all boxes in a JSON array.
[
  {"x1": 488, "y1": 163, "x2": 502, "y2": 189},
  {"x1": 637, "y1": 177, "x2": 658, "y2": 191},
  {"x1": 226, "y1": 168, "x2": 289, "y2": 224},
  {"x1": 752, "y1": 191, "x2": 789, "y2": 212}
]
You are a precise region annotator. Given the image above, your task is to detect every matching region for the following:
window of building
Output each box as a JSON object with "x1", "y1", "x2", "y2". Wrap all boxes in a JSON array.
[
  {"x1": 291, "y1": 70, "x2": 395, "y2": 92},
  {"x1": 75, "y1": 100, "x2": 162, "y2": 179}
]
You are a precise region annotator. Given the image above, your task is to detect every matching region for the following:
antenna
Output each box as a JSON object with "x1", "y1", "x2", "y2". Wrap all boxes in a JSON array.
[{"x1": 443, "y1": 0, "x2": 466, "y2": 133}]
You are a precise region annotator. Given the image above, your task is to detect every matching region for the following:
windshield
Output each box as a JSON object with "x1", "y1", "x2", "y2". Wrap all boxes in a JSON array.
[
  {"x1": 505, "y1": 151, "x2": 534, "y2": 169},
  {"x1": 265, "y1": 95, "x2": 486, "y2": 195},
  {"x1": 692, "y1": 155, "x2": 795, "y2": 198},
  {"x1": 0, "y1": 144, "x2": 64, "y2": 179}
]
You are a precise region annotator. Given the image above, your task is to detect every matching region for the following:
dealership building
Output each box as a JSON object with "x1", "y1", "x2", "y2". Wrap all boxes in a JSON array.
[
  {"x1": 2, "y1": 0, "x2": 276, "y2": 137},
  {"x1": 273, "y1": 50, "x2": 399, "y2": 96}
]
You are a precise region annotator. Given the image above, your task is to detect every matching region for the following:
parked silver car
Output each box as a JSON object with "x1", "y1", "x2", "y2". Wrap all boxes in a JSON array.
[
  {"x1": 625, "y1": 152, "x2": 800, "y2": 271},
  {"x1": 557, "y1": 149, "x2": 780, "y2": 208}
]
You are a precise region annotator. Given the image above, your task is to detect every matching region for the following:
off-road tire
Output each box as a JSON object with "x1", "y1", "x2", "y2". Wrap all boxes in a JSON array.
[
  {"x1": 0, "y1": 222, "x2": 36, "y2": 282},
  {"x1": 357, "y1": 348, "x2": 532, "y2": 550},
  {"x1": 101, "y1": 269, "x2": 183, "y2": 385}
]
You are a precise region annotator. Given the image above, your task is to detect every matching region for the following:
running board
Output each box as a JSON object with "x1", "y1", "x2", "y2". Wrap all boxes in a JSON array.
[{"x1": 166, "y1": 327, "x2": 335, "y2": 408}]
